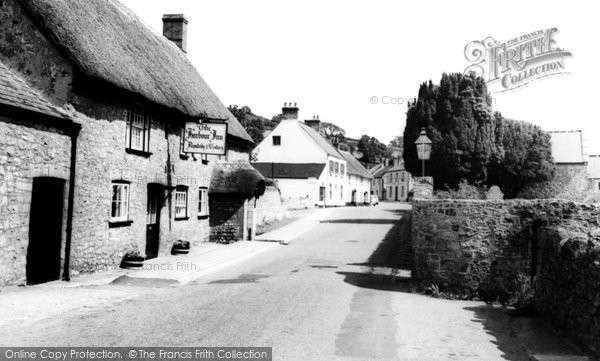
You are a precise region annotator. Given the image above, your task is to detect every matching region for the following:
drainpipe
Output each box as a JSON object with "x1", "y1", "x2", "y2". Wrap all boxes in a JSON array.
[{"x1": 62, "y1": 122, "x2": 81, "y2": 282}]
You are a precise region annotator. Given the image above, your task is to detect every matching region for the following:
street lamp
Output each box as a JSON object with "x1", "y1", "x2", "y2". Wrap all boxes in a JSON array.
[{"x1": 415, "y1": 127, "x2": 432, "y2": 177}]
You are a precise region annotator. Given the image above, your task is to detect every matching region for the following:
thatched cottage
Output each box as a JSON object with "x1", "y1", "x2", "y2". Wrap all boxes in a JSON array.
[{"x1": 0, "y1": 0, "x2": 264, "y2": 286}]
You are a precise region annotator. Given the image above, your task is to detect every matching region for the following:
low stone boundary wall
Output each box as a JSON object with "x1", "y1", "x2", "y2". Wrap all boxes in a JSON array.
[
  {"x1": 411, "y1": 198, "x2": 600, "y2": 356},
  {"x1": 255, "y1": 185, "x2": 286, "y2": 226}
]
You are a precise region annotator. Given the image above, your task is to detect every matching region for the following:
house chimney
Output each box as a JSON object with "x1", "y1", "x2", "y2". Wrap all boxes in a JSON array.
[
  {"x1": 304, "y1": 115, "x2": 321, "y2": 132},
  {"x1": 162, "y1": 14, "x2": 188, "y2": 53},
  {"x1": 282, "y1": 102, "x2": 299, "y2": 120}
]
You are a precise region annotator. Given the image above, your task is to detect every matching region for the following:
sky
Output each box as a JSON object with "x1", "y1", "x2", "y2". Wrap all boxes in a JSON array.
[{"x1": 120, "y1": 0, "x2": 599, "y2": 152}]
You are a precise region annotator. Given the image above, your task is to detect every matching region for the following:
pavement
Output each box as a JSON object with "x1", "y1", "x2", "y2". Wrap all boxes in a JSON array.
[{"x1": 0, "y1": 202, "x2": 592, "y2": 361}]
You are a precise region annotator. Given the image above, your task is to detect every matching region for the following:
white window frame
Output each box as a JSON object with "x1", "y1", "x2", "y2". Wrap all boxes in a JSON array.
[
  {"x1": 126, "y1": 104, "x2": 151, "y2": 152},
  {"x1": 111, "y1": 182, "x2": 130, "y2": 222},
  {"x1": 198, "y1": 187, "x2": 209, "y2": 217},
  {"x1": 174, "y1": 187, "x2": 188, "y2": 219}
]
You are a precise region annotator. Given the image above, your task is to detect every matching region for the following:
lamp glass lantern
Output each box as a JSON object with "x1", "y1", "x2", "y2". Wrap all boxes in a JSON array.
[{"x1": 415, "y1": 128, "x2": 432, "y2": 177}]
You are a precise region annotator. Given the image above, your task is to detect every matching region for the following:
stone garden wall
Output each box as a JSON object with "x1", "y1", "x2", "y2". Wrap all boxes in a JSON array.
[
  {"x1": 255, "y1": 185, "x2": 286, "y2": 226},
  {"x1": 411, "y1": 199, "x2": 600, "y2": 357}
]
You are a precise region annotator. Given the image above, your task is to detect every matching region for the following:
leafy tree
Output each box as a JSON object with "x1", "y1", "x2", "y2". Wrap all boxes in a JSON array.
[
  {"x1": 228, "y1": 105, "x2": 266, "y2": 144},
  {"x1": 389, "y1": 136, "x2": 404, "y2": 148},
  {"x1": 499, "y1": 118, "x2": 555, "y2": 197},
  {"x1": 403, "y1": 72, "x2": 502, "y2": 189},
  {"x1": 320, "y1": 122, "x2": 346, "y2": 146},
  {"x1": 357, "y1": 135, "x2": 389, "y2": 164},
  {"x1": 403, "y1": 72, "x2": 554, "y2": 196}
]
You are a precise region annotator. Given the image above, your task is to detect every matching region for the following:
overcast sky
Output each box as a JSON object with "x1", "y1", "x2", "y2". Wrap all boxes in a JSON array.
[{"x1": 120, "y1": 0, "x2": 598, "y2": 152}]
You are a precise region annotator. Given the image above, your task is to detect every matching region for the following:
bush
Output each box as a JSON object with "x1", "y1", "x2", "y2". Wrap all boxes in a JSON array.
[
  {"x1": 477, "y1": 273, "x2": 535, "y2": 309},
  {"x1": 435, "y1": 180, "x2": 486, "y2": 200}
]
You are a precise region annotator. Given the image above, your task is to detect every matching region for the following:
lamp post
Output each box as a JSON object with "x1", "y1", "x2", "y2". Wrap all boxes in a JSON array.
[{"x1": 415, "y1": 128, "x2": 432, "y2": 177}]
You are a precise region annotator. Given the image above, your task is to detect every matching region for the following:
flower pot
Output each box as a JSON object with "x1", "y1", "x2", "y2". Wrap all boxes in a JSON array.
[
  {"x1": 121, "y1": 256, "x2": 144, "y2": 269},
  {"x1": 172, "y1": 247, "x2": 190, "y2": 255},
  {"x1": 171, "y1": 244, "x2": 190, "y2": 255}
]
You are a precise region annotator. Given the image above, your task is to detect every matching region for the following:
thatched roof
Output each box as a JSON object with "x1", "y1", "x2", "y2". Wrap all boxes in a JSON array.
[
  {"x1": 210, "y1": 161, "x2": 265, "y2": 197},
  {"x1": 19, "y1": 0, "x2": 252, "y2": 143},
  {"x1": 0, "y1": 60, "x2": 72, "y2": 121}
]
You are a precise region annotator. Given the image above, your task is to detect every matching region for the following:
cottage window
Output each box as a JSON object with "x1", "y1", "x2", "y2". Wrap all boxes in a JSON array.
[
  {"x1": 329, "y1": 161, "x2": 334, "y2": 175},
  {"x1": 111, "y1": 182, "x2": 130, "y2": 222},
  {"x1": 319, "y1": 187, "x2": 325, "y2": 201},
  {"x1": 341, "y1": 164, "x2": 345, "y2": 176},
  {"x1": 198, "y1": 187, "x2": 209, "y2": 217},
  {"x1": 126, "y1": 104, "x2": 151, "y2": 153},
  {"x1": 272, "y1": 136, "x2": 281, "y2": 146},
  {"x1": 340, "y1": 185, "x2": 344, "y2": 200},
  {"x1": 335, "y1": 163, "x2": 339, "y2": 176},
  {"x1": 401, "y1": 172, "x2": 405, "y2": 182},
  {"x1": 174, "y1": 186, "x2": 188, "y2": 219},
  {"x1": 329, "y1": 184, "x2": 332, "y2": 199}
]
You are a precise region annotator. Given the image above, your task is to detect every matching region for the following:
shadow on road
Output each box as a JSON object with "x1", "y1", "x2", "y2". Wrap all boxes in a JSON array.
[
  {"x1": 463, "y1": 305, "x2": 590, "y2": 361},
  {"x1": 336, "y1": 272, "x2": 411, "y2": 292},
  {"x1": 337, "y1": 209, "x2": 414, "y2": 293}
]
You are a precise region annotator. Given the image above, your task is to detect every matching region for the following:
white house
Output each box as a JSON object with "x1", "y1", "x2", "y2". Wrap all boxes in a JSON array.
[
  {"x1": 252, "y1": 103, "x2": 347, "y2": 207},
  {"x1": 382, "y1": 164, "x2": 412, "y2": 201},
  {"x1": 340, "y1": 150, "x2": 372, "y2": 204}
]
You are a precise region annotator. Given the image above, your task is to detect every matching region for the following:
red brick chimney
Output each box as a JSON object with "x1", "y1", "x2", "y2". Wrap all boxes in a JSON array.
[
  {"x1": 282, "y1": 102, "x2": 299, "y2": 120},
  {"x1": 162, "y1": 14, "x2": 188, "y2": 53}
]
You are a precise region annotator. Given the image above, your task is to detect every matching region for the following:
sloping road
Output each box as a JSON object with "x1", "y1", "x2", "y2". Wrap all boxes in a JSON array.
[{"x1": 0, "y1": 203, "x2": 581, "y2": 360}]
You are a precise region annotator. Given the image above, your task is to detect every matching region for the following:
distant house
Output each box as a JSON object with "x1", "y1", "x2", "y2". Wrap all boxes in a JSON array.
[
  {"x1": 546, "y1": 130, "x2": 589, "y2": 198},
  {"x1": 252, "y1": 103, "x2": 347, "y2": 207},
  {"x1": 0, "y1": 0, "x2": 263, "y2": 286},
  {"x1": 370, "y1": 164, "x2": 390, "y2": 200},
  {"x1": 382, "y1": 164, "x2": 412, "y2": 202},
  {"x1": 587, "y1": 155, "x2": 600, "y2": 191},
  {"x1": 369, "y1": 153, "x2": 411, "y2": 202},
  {"x1": 339, "y1": 150, "x2": 373, "y2": 204}
]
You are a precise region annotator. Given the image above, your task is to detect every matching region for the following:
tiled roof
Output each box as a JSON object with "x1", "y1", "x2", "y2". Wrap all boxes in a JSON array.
[
  {"x1": 0, "y1": 61, "x2": 71, "y2": 121},
  {"x1": 549, "y1": 130, "x2": 585, "y2": 163},
  {"x1": 298, "y1": 122, "x2": 343, "y2": 159},
  {"x1": 252, "y1": 163, "x2": 326, "y2": 179},
  {"x1": 339, "y1": 151, "x2": 372, "y2": 179},
  {"x1": 387, "y1": 163, "x2": 405, "y2": 172},
  {"x1": 372, "y1": 166, "x2": 392, "y2": 178}
]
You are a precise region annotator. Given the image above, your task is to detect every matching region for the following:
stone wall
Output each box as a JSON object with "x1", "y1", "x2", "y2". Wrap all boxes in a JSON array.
[
  {"x1": 412, "y1": 199, "x2": 600, "y2": 290},
  {"x1": 411, "y1": 177, "x2": 433, "y2": 200},
  {"x1": 534, "y1": 226, "x2": 600, "y2": 357},
  {"x1": 518, "y1": 163, "x2": 589, "y2": 201},
  {"x1": 0, "y1": 114, "x2": 72, "y2": 286},
  {"x1": 411, "y1": 198, "x2": 600, "y2": 357},
  {"x1": 255, "y1": 185, "x2": 285, "y2": 226}
]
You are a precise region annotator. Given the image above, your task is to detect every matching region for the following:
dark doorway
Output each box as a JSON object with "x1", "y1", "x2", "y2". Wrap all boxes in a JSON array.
[
  {"x1": 146, "y1": 184, "x2": 162, "y2": 259},
  {"x1": 27, "y1": 177, "x2": 65, "y2": 285},
  {"x1": 395, "y1": 186, "x2": 399, "y2": 201}
]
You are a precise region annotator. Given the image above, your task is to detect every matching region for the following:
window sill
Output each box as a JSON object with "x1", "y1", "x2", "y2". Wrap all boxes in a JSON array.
[
  {"x1": 126, "y1": 148, "x2": 152, "y2": 157},
  {"x1": 175, "y1": 216, "x2": 189, "y2": 221},
  {"x1": 197, "y1": 214, "x2": 209, "y2": 220},
  {"x1": 109, "y1": 220, "x2": 133, "y2": 228}
]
